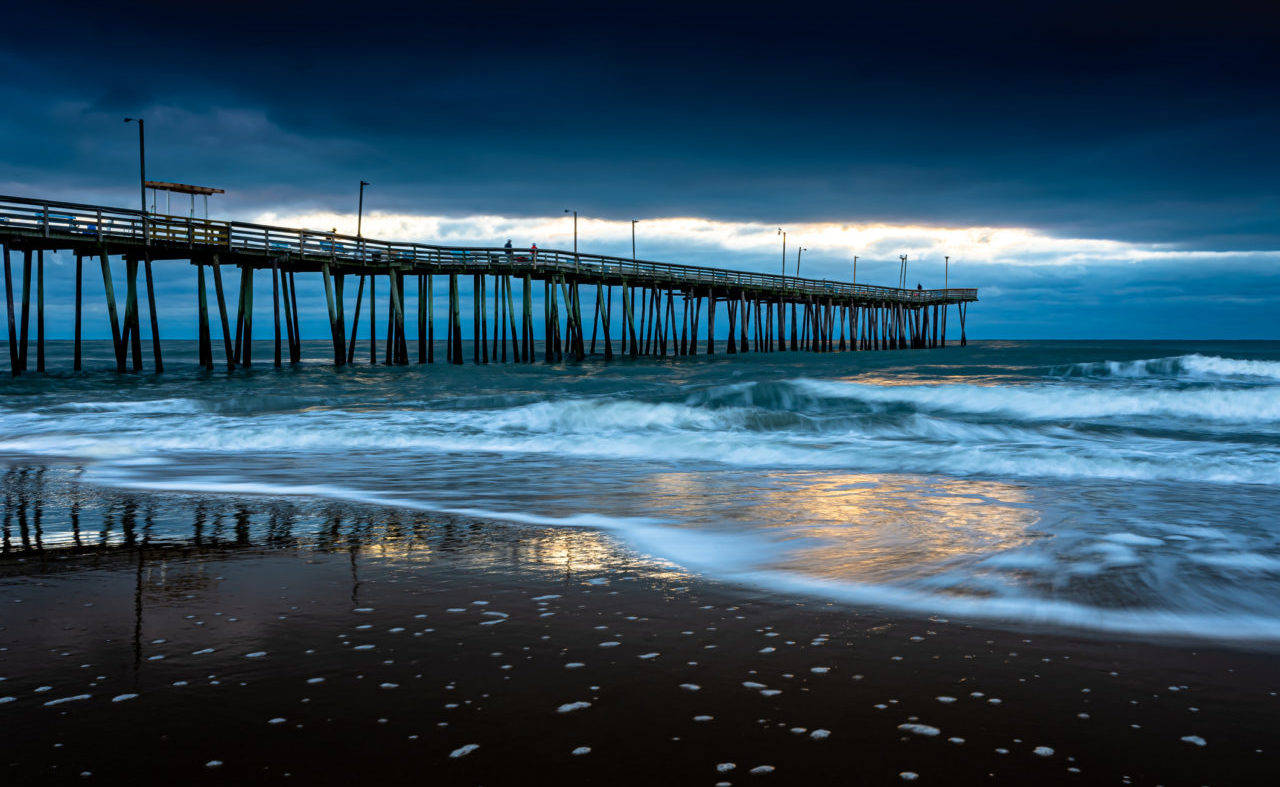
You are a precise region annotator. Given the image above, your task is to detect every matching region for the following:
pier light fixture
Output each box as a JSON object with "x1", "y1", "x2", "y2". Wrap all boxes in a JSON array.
[
  {"x1": 853, "y1": 255, "x2": 858, "y2": 286},
  {"x1": 796, "y1": 247, "x2": 807, "y2": 278},
  {"x1": 632, "y1": 218, "x2": 638, "y2": 261},
  {"x1": 777, "y1": 228, "x2": 786, "y2": 277},
  {"x1": 899, "y1": 254, "x2": 908, "y2": 289}
]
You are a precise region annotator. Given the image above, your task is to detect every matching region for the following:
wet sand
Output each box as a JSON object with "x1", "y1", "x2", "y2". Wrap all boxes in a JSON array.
[{"x1": 2, "y1": 476, "x2": 1279, "y2": 784}]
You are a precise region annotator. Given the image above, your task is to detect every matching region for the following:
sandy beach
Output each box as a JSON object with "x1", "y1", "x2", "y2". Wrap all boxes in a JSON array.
[{"x1": 3, "y1": 477, "x2": 1278, "y2": 785}]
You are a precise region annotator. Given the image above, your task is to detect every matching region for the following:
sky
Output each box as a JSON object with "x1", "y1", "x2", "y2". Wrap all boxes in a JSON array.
[{"x1": 2, "y1": 0, "x2": 1279, "y2": 340}]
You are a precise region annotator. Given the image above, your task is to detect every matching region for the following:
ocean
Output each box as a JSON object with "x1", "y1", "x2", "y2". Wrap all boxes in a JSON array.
[{"x1": 4, "y1": 339, "x2": 1280, "y2": 643}]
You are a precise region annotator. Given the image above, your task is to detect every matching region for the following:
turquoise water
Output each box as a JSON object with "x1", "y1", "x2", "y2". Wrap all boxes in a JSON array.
[{"x1": 4, "y1": 339, "x2": 1280, "y2": 640}]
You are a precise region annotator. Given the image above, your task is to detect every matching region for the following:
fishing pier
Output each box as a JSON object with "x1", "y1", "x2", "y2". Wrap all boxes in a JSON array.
[{"x1": 0, "y1": 194, "x2": 976, "y2": 374}]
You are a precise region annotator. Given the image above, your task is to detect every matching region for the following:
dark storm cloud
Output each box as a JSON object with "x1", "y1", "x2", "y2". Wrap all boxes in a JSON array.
[{"x1": 3, "y1": 1, "x2": 1279, "y2": 248}]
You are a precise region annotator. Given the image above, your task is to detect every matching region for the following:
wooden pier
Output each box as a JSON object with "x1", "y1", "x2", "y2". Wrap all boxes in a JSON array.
[{"x1": 0, "y1": 194, "x2": 976, "y2": 374}]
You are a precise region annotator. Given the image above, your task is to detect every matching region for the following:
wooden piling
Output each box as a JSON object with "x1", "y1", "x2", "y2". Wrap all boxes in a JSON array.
[
  {"x1": 271, "y1": 263, "x2": 282, "y2": 367},
  {"x1": 19, "y1": 249, "x2": 32, "y2": 372},
  {"x1": 418, "y1": 275, "x2": 428, "y2": 364},
  {"x1": 99, "y1": 252, "x2": 125, "y2": 371},
  {"x1": 210, "y1": 255, "x2": 234, "y2": 368},
  {"x1": 197, "y1": 263, "x2": 211, "y2": 368},
  {"x1": 346, "y1": 275, "x2": 365, "y2": 364},
  {"x1": 74, "y1": 253, "x2": 83, "y2": 371},
  {"x1": 143, "y1": 256, "x2": 161, "y2": 372},
  {"x1": 3, "y1": 245, "x2": 16, "y2": 375},
  {"x1": 125, "y1": 258, "x2": 141, "y2": 371},
  {"x1": 35, "y1": 250, "x2": 44, "y2": 373},
  {"x1": 449, "y1": 274, "x2": 462, "y2": 364},
  {"x1": 321, "y1": 263, "x2": 343, "y2": 366}
]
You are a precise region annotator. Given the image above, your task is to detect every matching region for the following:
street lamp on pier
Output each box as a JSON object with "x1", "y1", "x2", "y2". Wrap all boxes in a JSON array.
[
  {"x1": 123, "y1": 117, "x2": 146, "y2": 240},
  {"x1": 564, "y1": 209, "x2": 578, "y2": 256},
  {"x1": 631, "y1": 218, "x2": 638, "y2": 261},
  {"x1": 777, "y1": 228, "x2": 786, "y2": 277},
  {"x1": 357, "y1": 180, "x2": 370, "y2": 238}
]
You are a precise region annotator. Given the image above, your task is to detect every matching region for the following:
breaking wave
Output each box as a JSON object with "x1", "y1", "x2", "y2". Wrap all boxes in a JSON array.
[{"x1": 1056, "y1": 353, "x2": 1280, "y2": 381}]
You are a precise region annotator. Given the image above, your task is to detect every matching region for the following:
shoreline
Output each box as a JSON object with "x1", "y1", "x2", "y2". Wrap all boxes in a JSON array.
[{"x1": 2, "y1": 475, "x2": 1279, "y2": 784}]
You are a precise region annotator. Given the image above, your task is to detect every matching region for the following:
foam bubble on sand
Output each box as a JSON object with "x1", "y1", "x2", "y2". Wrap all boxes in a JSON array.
[
  {"x1": 810, "y1": 729, "x2": 830, "y2": 739},
  {"x1": 449, "y1": 744, "x2": 479, "y2": 758},
  {"x1": 44, "y1": 694, "x2": 91, "y2": 706},
  {"x1": 638, "y1": 652, "x2": 660, "y2": 659},
  {"x1": 245, "y1": 651, "x2": 267, "y2": 658},
  {"x1": 898, "y1": 723, "x2": 941, "y2": 736},
  {"x1": 679, "y1": 683, "x2": 701, "y2": 691},
  {"x1": 749, "y1": 765, "x2": 775, "y2": 774},
  {"x1": 111, "y1": 693, "x2": 138, "y2": 703},
  {"x1": 557, "y1": 701, "x2": 591, "y2": 713},
  {"x1": 571, "y1": 746, "x2": 591, "y2": 756},
  {"x1": 565, "y1": 662, "x2": 585, "y2": 669},
  {"x1": 1033, "y1": 746, "x2": 1054, "y2": 756},
  {"x1": 1181, "y1": 735, "x2": 1207, "y2": 746},
  {"x1": 716, "y1": 763, "x2": 736, "y2": 772}
]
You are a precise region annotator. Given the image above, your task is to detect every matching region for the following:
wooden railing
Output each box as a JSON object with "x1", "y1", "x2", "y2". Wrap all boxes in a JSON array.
[{"x1": 0, "y1": 194, "x2": 977, "y2": 305}]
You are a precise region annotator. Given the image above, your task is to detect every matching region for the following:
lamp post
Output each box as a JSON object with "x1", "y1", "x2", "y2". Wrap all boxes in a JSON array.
[
  {"x1": 123, "y1": 117, "x2": 146, "y2": 240},
  {"x1": 852, "y1": 255, "x2": 858, "y2": 286},
  {"x1": 777, "y1": 228, "x2": 786, "y2": 277},
  {"x1": 944, "y1": 255, "x2": 949, "y2": 291},
  {"x1": 631, "y1": 218, "x2": 637, "y2": 261},
  {"x1": 564, "y1": 209, "x2": 577, "y2": 256},
  {"x1": 899, "y1": 254, "x2": 908, "y2": 289},
  {"x1": 357, "y1": 180, "x2": 370, "y2": 238},
  {"x1": 796, "y1": 247, "x2": 807, "y2": 278}
]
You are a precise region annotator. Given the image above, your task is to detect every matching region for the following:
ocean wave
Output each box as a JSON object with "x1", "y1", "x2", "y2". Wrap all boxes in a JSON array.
[
  {"x1": 1055, "y1": 354, "x2": 1280, "y2": 382},
  {"x1": 77, "y1": 465, "x2": 1280, "y2": 643},
  {"x1": 788, "y1": 377, "x2": 1280, "y2": 423}
]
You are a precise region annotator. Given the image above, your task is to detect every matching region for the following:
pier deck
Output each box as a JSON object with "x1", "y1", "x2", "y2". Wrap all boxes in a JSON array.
[{"x1": 0, "y1": 194, "x2": 976, "y2": 373}]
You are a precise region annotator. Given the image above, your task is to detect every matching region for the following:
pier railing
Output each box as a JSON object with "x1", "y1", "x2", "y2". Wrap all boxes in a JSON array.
[{"x1": 0, "y1": 194, "x2": 976, "y2": 305}]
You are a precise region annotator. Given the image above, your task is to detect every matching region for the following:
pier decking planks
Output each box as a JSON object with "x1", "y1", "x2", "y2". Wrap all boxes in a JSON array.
[{"x1": 0, "y1": 194, "x2": 976, "y2": 374}]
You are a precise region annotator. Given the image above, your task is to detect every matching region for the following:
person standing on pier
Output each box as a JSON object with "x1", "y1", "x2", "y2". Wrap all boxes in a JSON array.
[{"x1": 505, "y1": 238, "x2": 514, "y2": 264}]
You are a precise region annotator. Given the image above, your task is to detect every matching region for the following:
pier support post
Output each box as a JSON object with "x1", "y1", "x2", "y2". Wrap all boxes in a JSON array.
[
  {"x1": 210, "y1": 256, "x2": 233, "y2": 368},
  {"x1": 3, "y1": 245, "x2": 16, "y2": 375},
  {"x1": 707, "y1": 289, "x2": 716, "y2": 355},
  {"x1": 449, "y1": 274, "x2": 462, "y2": 364},
  {"x1": 125, "y1": 257, "x2": 142, "y2": 371},
  {"x1": 99, "y1": 252, "x2": 125, "y2": 371},
  {"x1": 19, "y1": 249, "x2": 32, "y2": 373},
  {"x1": 271, "y1": 262, "x2": 282, "y2": 367},
  {"x1": 321, "y1": 263, "x2": 344, "y2": 367},
  {"x1": 197, "y1": 263, "x2": 212, "y2": 368},
  {"x1": 36, "y1": 250, "x2": 44, "y2": 373},
  {"x1": 346, "y1": 275, "x2": 364, "y2": 364},
  {"x1": 74, "y1": 253, "x2": 83, "y2": 370},
  {"x1": 602, "y1": 285, "x2": 613, "y2": 360},
  {"x1": 521, "y1": 275, "x2": 532, "y2": 363},
  {"x1": 418, "y1": 275, "x2": 428, "y2": 364},
  {"x1": 506, "y1": 275, "x2": 520, "y2": 361},
  {"x1": 144, "y1": 256, "x2": 161, "y2": 372},
  {"x1": 241, "y1": 265, "x2": 254, "y2": 367}
]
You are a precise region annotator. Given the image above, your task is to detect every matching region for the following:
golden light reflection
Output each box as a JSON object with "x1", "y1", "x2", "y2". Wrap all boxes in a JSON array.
[{"x1": 643, "y1": 471, "x2": 1039, "y2": 584}]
